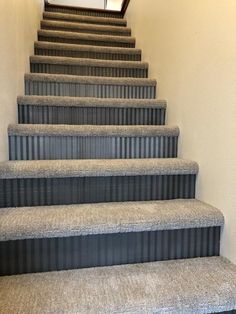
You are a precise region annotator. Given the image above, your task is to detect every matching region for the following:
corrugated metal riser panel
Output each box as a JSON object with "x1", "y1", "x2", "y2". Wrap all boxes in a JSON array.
[
  {"x1": 18, "y1": 106, "x2": 165, "y2": 125},
  {"x1": 0, "y1": 175, "x2": 196, "y2": 208},
  {"x1": 35, "y1": 47, "x2": 141, "y2": 61},
  {"x1": 25, "y1": 82, "x2": 156, "y2": 99},
  {"x1": 45, "y1": 7, "x2": 124, "y2": 19},
  {"x1": 0, "y1": 227, "x2": 220, "y2": 276},
  {"x1": 38, "y1": 36, "x2": 135, "y2": 48},
  {"x1": 30, "y1": 63, "x2": 148, "y2": 78},
  {"x1": 41, "y1": 25, "x2": 131, "y2": 36},
  {"x1": 9, "y1": 135, "x2": 178, "y2": 160}
]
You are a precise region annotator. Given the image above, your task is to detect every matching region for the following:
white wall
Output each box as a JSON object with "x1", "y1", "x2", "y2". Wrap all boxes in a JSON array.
[
  {"x1": 48, "y1": 0, "x2": 121, "y2": 10},
  {"x1": 0, "y1": 0, "x2": 44, "y2": 161},
  {"x1": 106, "y1": 0, "x2": 122, "y2": 11},
  {"x1": 127, "y1": 0, "x2": 236, "y2": 263},
  {"x1": 49, "y1": 0, "x2": 105, "y2": 9}
]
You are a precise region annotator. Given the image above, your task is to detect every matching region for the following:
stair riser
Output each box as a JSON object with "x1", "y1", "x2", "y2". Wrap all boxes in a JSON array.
[
  {"x1": 18, "y1": 105, "x2": 165, "y2": 125},
  {"x1": 45, "y1": 6, "x2": 124, "y2": 19},
  {"x1": 9, "y1": 136, "x2": 178, "y2": 160},
  {"x1": 41, "y1": 25, "x2": 131, "y2": 37},
  {"x1": 0, "y1": 175, "x2": 196, "y2": 208},
  {"x1": 35, "y1": 47, "x2": 141, "y2": 61},
  {"x1": 30, "y1": 63, "x2": 148, "y2": 78},
  {"x1": 0, "y1": 227, "x2": 220, "y2": 276},
  {"x1": 38, "y1": 35, "x2": 134, "y2": 48},
  {"x1": 25, "y1": 81, "x2": 156, "y2": 99}
]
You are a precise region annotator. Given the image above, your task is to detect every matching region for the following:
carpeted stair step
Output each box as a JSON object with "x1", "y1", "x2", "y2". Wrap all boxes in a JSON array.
[
  {"x1": 0, "y1": 199, "x2": 224, "y2": 275},
  {"x1": 0, "y1": 257, "x2": 235, "y2": 313},
  {"x1": 8, "y1": 124, "x2": 179, "y2": 160},
  {"x1": 25, "y1": 74, "x2": 157, "y2": 98},
  {"x1": 38, "y1": 30, "x2": 135, "y2": 48},
  {"x1": 30, "y1": 56, "x2": 148, "y2": 78},
  {"x1": 35, "y1": 42, "x2": 142, "y2": 61},
  {"x1": 43, "y1": 12, "x2": 127, "y2": 27},
  {"x1": 45, "y1": 3, "x2": 124, "y2": 19},
  {"x1": 0, "y1": 158, "x2": 198, "y2": 208},
  {"x1": 18, "y1": 96, "x2": 166, "y2": 125},
  {"x1": 41, "y1": 20, "x2": 131, "y2": 36}
]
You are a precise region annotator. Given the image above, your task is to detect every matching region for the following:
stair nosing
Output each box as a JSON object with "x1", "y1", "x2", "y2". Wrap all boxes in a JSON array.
[
  {"x1": 25, "y1": 73, "x2": 156, "y2": 86},
  {"x1": 41, "y1": 20, "x2": 131, "y2": 34},
  {"x1": 30, "y1": 55, "x2": 148, "y2": 69},
  {"x1": 35, "y1": 41, "x2": 141, "y2": 54},
  {"x1": 43, "y1": 12, "x2": 127, "y2": 26},
  {"x1": 38, "y1": 29, "x2": 135, "y2": 44},
  {"x1": 0, "y1": 158, "x2": 198, "y2": 179},
  {"x1": 17, "y1": 96, "x2": 166, "y2": 108},
  {"x1": 0, "y1": 199, "x2": 224, "y2": 242},
  {"x1": 8, "y1": 124, "x2": 178, "y2": 137}
]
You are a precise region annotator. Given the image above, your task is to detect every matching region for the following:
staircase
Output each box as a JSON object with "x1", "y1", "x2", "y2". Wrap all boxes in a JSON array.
[{"x1": 0, "y1": 2, "x2": 235, "y2": 313}]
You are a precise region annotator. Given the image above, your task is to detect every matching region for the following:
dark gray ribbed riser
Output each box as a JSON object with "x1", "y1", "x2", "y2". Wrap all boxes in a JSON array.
[
  {"x1": 38, "y1": 35, "x2": 135, "y2": 48},
  {"x1": 0, "y1": 227, "x2": 220, "y2": 276},
  {"x1": 0, "y1": 175, "x2": 196, "y2": 208},
  {"x1": 41, "y1": 23, "x2": 131, "y2": 37},
  {"x1": 30, "y1": 63, "x2": 148, "y2": 78},
  {"x1": 25, "y1": 81, "x2": 156, "y2": 99},
  {"x1": 35, "y1": 46, "x2": 141, "y2": 61},
  {"x1": 18, "y1": 105, "x2": 165, "y2": 125},
  {"x1": 219, "y1": 311, "x2": 236, "y2": 314},
  {"x1": 9, "y1": 135, "x2": 178, "y2": 160},
  {"x1": 45, "y1": 5, "x2": 123, "y2": 19}
]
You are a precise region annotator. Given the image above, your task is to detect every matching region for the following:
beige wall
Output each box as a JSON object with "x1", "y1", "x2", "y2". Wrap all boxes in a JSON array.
[
  {"x1": 0, "y1": 0, "x2": 44, "y2": 161},
  {"x1": 127, "y1": 0, "x2": 236, "y2": 263}
]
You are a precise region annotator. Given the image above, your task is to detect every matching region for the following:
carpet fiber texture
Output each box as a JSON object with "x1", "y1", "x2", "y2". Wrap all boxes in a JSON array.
[
  {"x1": 30, "y1": 55, "x2": 148, "y2": 69},
  {"x1": 43, "y1": 12, "x2": 127, "y2": 26},
  {"x1": 8, "y1": 124, "x2": 179, "y2": 137},
  {"x1": 17, "y1": 96, "x2": 165, "y2": 108},
  {"x1": 38, "y1": 29, "x2": 135, "y2": 44},
  {"x1": 0, "y1": 158, "x2": 198, "y2": 179},
  {"x1": 25, "y1": 73, "x2": 157, "y2": 86},
  {"x1": 41, "y1": 20, "x2": 132, "y2": 35},
  {"x1": 0, "y1": 199, "x2": 224, "y2": 241},
  {"x1": 34, "y1": 41, "x2": 141, "y2": 55},
  {"x1": 0, "y1": 257, "x2": 235, "y2": 314}
]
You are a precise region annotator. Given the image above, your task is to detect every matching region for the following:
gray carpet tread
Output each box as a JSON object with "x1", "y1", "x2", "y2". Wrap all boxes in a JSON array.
[
  {"x1": 30, "y1": 55, "x2": 147, "y2": 68},
  {"x1": 0, "y1": 257, "x2": 235, "y2": 314},
  {"x1": 0, "y1": 158, "x2": 198, "y2": 179},
  {"x1": 35, "y1": 41, "x2": 141, "y2": 55},
  {"x1": 38, "y1": 29, "x2": 135, "y2": 44},
  {"x1": 43, "y1": 12, "x2": 127, "y2": 26},
  {"x1": 41, "y1": 20, "x2": 131, "y2": 35},
  {"x1": 0, "y1": 199, "x2": 224, "y2": 241},
  {"x1": 18, "y1": 96, "x2": 165, "y2": 108},
  {"x1": 8, "y1": 124, "x2": 178, "y2": 137},
  {"x1": 30, "y1": 55, "x2": 148, "y2": 69},
  {"x1": 25, "y1": 73, "x2": 156, "y2": 86}
]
